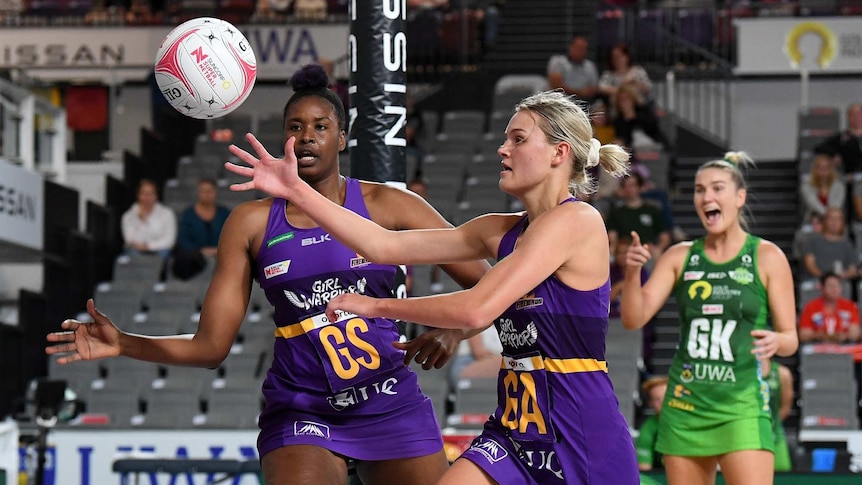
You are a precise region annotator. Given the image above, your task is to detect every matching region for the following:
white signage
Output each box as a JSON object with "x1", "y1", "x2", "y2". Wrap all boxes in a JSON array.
[
  {"x1": 735, "y1": 17, "x2": 862, "y2": 75},
  {"x1": 50, "y1": 429, "x2": 260, "y2": 485},
  {"x1": 0, "y1": 25, "x2": 348, "y2": 82},
  {"x1": 0, "y1": 158, "x2": 43, "y2": 250}
]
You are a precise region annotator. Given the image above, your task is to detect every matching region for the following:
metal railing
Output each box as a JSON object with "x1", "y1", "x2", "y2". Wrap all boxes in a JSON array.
[{"x1": 0, "y1": 77, "x2": 67, "y2": 182}]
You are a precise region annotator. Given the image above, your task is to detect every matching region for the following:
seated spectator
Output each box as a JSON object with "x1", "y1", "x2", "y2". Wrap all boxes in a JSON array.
[
  {"x1": 546, "y1": 35, "x2": 599, "y2": 104},
  {"x1": 447, "y1": 326, "x2": 502, "y2": 389},
  {"x1": 606, "y1": 172, "x2": 671, "y2": 262},
  {"x1": 172, "y1": 178, "x2": 231, "y2": 280},
  {"x1": 294, "y1": 0, "x2": 327, "y2": 20},
  {"x1": 612, "y1": 81, "x2": 671, "y2": 152},
  {"x1": 815, "y1": 103, "x2": 862, "y2": 177},
  {"x1": 801, "y1": 207, "x2": 858, "y2": 281},
  {"x1": 611, "y1": 235, "x2": 653, "y2": 366},
  {"x1": 798, "y1": 272, "x2": 861, "y2": 343},
  {"x1": 599, "y1": 43, "x2": 652, "y2": 105},
  {"x1": 635, "y1": 376, "x2": 668, "y2": 472},
  {"x1": 801, "y1": 152, "x2": 845, "y2": 223},
  {"x1": 793, "y1": 212, "x2": 823, "y2": 261},
  {"x1": 121, "y1": 178, "x2": 176, "y2": 260}
]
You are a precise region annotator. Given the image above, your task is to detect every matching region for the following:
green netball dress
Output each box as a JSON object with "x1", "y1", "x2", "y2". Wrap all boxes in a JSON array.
[
  {"x1": 764, "y1": 364, "x2": 792, "y2": 471},
  {"x1": 656, "y1": 235, "x2": 774, "y2": 456}
]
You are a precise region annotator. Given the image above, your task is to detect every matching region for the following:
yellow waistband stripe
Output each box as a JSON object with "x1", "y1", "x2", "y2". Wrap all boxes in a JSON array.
[
  {"x1": 274, "y1": 312, "x2": 358, "y2": 339},
  {"x1": 501, "y1": 356, "x2": 607, "y2": 374}
]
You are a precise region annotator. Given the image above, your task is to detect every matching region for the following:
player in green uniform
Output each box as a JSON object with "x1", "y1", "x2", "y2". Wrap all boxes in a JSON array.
[
  {"x1": 761, "y1": 358, "x2": 794, "y2": 472},
  {"x1": 620, "y1": 152, "x2": 798, "y2": 485}
]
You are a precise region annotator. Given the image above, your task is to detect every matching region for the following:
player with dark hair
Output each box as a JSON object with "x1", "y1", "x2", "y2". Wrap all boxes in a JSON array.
[{"x1": 47, "y1": 64, "x2": 490, "y2": 485}]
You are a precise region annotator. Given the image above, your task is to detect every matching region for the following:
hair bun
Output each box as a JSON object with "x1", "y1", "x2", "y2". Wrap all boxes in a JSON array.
[{"x1": 289, "y1": 64, "x2": 329, "y2": 91}]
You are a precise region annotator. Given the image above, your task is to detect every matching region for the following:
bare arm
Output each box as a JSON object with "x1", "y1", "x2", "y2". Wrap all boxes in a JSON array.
[
  {"x1": 47, "y1": 204, "x2": 259, "y2": 368},
  {"x1": 803, "y1": 253, "x2": 822, "y2": 278},
  {"x1": 620, "y1": 233, "x2": 686, "y2": 329},
  {"x1": 227, "y1": 135, "x2": 491, "y2": 266},
  {"x1": 326, "y1": 203, "x2": 600, "y2": 330},
  {"x1": 753, "y1": 240, "x2": 799, "y2": 358}
]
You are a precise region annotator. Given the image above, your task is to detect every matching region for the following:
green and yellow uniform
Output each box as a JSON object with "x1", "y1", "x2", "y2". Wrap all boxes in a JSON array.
[
  {"x1": 656, "y1": 235, "x2": 774, "y2": 456},
  {"x1": 764, "y1": 364, "x2": 792, "y2": 471}
]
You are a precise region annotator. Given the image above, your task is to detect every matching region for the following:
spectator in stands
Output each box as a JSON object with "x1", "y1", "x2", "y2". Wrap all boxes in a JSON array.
[
  {"x1": 815, "y1": 103, "x2": 862, "y2": 176},
  {"x1": 121, "y1": 178, "x2": 177, "y2": 261},
  {"x1": 172, "y1": 178, "x2": 231, "y2": 280},
  {"x1": 761, "y1": 357, "x2": 794, "y2": 472},
  {"x1": 447, "y1": 326, "x2": 502, "y2": 389},
  {"x1": 610, "y1": 235, "x2": 653, "y2": 365},
  {"x1": 798, "y1": 272, "x2": 861, "y2": 343},
  {"x1": 546, "y1": 35, "x2": 599, "y2": 104},
  {"x1": 48, "y1": 64, "x2": 490, "y2": 485},
  {"x1": 612, "y1": 82, "x2": 671, "y2": 152},
  {"x1": 622, "y1": 151, "x2": 798, "y2": 485},
  {"x1": 599, "y1": 44, "x2": 652, "y2": 104},
  {"x1": 294, "y1": 0, "x2": 327, "y2": 19},
  {"x1": 610, "y1": 234, "x2": 648, "y2": 319},
  {"x1": 801, "y1": 207, "x2": 858, "y2": 281},
  {"x1": 800, "y1": 152, "x2": 845, "y2": 223},
  {"x1": 635, "y1": 375, "x2": 668, "y2": 472},
  {"x1": 606, "y1": 172, "x2": 671, "y2": 262},
  {"x1": 793, "y1": 212, "x2": 822, "y2": 261}
]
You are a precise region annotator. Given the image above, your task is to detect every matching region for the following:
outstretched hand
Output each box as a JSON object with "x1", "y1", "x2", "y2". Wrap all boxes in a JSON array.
[
  {"x1": 45, "y1": 299, "x2": 122, "y2": 364},
  {"x1": 625, "y1": 231, "x2": 652, "y2": 270},
  {"x1": 325, "y1": 293, "x2": 380, "y2": 324},
  {"x1": 225, "y1": 134, "x2": 303, "y2": 200},
  {"x1": 394, "y1": 329, "x2": 461, "y2": 370}
]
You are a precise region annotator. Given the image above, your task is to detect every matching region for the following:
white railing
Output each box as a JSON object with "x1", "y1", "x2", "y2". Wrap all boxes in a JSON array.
[{"x1": 0, "y1": 77, "x2": 67, "y2": 182}]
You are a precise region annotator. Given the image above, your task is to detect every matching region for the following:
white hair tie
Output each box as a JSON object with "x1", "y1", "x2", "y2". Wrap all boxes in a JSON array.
[{"x1": 587, "y1": 138, "x2": 601, "y2": 168}]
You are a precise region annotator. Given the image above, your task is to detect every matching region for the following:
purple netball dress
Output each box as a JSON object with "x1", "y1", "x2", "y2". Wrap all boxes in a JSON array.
[
  {"x1": 255, "y1": 177, "x2": 442, "y2": 460},
  {"x1": 459, "y1": 202, "x2": 639, "y2": 484}
]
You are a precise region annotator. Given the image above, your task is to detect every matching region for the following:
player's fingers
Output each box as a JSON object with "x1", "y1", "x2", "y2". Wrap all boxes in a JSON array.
[
  {"x1": 228, "y1": 180, "x2": 257, "y2": 192},
  {"x1": 223, "y1": 162, "x2": 254, "y2": 177},
  {"x1": 227, "y1": 143, "x2": 257, "y2": 164},
  {"x1": 244, "y1": 132, "x2": 275, "y2": 158},
  {"x1": 630, "y1": 231, "x2": 642, "y2": 247}
]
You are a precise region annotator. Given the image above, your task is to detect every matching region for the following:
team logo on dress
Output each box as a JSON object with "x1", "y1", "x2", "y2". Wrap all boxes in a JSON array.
[
  {"x1": 668, "y1": 385, "x2": 694, "y2": 411},
  {"x1": 284, "y1": 277, "x2": 367, "y2": 310},
  {"x1": 680, "y1": 363, "x2": 694, "y2": 383},
  {"x1": 293, "y1": 420, "x2": 331, "y2": 440},
  {"x1": 741, "y1": 254, "x2": 753, "y2": 266},
  {"x1": 673, "y1": 384, "x2": 692, "y2": 398},
  {"x1": 688, "y1": 281, "x2": 712, "y2": 300},
  {"x1": 729, "y1": 267, "x2": 754, "y2": 285},
  {"x1": 515, "y1": 292, "x2": 544, "y2": 310},
  {"x1": 263, "y1": 260, "x2": 291, "y2": 279},
  {"x1": 470, "y1": 438, "x2": 508, "y2": 463},
  {"x1": 689, "y1": 254, "x2": 700, "y2": 266},
  {"x1": 497, "y1": 318, "x2": 538, "y2": 349}
]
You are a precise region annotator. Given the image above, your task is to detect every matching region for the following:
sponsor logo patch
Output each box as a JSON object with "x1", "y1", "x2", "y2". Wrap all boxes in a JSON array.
[
  {"x1": 684, "y1": 271, "x2": 704, "y2": 281},
  {"x1": 702, "y1": 304, "x2": 724, "y2": 315},
  {"x1": 470, "y1": 438, "x2": 508, "y2": 463},
  {"x1": 266, "y1": 232, "x2": 294, "y2": 248},
  {"x1": 263, "y1": 260, "x2": 291, "y2": 279}
]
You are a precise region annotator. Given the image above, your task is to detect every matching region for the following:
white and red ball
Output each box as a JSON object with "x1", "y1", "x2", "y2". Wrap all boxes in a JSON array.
[{"x1": 155, "y1": 17, "x2": 257, "y2": 119}]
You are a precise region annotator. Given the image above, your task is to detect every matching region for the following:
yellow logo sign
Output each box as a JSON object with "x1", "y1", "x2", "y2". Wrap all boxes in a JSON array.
[
  {"x1": 688, "y1": 281, "x2": 712, "y2": 300},
  {"x1": 784, "y1": 21, "x2": 838, "y2": 69}
]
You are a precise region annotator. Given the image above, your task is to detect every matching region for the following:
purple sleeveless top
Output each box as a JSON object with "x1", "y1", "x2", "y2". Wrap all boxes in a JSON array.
[
  {"x1": 462, "y1": 199, "x2": 637, "y2": 483},
  {"x1": 255, "y1": 177, "x2": 407, "y2": 413}
]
